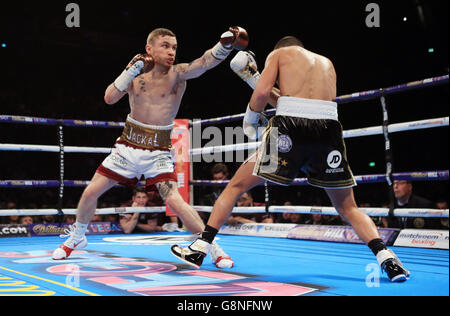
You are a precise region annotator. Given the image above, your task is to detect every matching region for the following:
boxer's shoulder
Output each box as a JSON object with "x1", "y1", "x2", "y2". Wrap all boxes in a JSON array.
[
  {"x1": 172, "y1": 63, "x2": 194, "y2": 82},
  {"x1": 173, "y1": 63, "x2": 188, "y2": 75}
]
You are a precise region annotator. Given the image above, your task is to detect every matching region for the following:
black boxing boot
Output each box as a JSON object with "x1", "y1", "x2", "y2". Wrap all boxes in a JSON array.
[
  {"x1": 171, "y1": 239, "x2": 211, "y2": 269},
  {"x1": 377, "y1": 249, "x2": 410, "y2": 282}
]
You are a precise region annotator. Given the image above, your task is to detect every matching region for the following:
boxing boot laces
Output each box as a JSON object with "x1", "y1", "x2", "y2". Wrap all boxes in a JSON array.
[
  {"x1": 171, "y1": 239, "x2": 211, "y2": 269},
  {"x1": 377, "y1": 249, "x2": 410, "y2": 282},
  {"x1": 210, "y1": 240, "x2": 234, "y2": 269},
  {"x1": 52, "y1": 225, "x2": 88, "y2": 260}
]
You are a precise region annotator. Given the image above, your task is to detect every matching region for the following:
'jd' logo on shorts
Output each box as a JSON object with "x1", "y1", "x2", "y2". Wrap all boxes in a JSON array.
[{"x1": 327, "y1": 150, "x2": 342, "y2": 169}]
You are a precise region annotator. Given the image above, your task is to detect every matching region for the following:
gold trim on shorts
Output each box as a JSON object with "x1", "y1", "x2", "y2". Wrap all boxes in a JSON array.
[
  {"x1": 253, "y1": 119, "x2": 290, "y2": 183},
  {"x1": 308, "y1": 177, "x2": 357, "y2": 189},
  {"x1": 256, "y1": 172, "x2": 292, "y2": 186},
  {"x1": 119, "y1": 117, "x2": 172, "y2": 150}
]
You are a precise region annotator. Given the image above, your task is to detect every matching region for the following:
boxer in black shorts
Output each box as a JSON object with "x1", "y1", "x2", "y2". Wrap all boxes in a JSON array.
[
  {"x1": 172, "y1": 36, "x2": 409, "y2": 282},
  {"x1": 255, "y1": 112, "x2": 356, "y2": 188}
]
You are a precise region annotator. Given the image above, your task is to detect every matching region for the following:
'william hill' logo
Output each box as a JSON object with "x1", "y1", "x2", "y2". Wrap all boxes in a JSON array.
[{"x1": 32, "y1": 224, "x2": 68, "y2": 235}]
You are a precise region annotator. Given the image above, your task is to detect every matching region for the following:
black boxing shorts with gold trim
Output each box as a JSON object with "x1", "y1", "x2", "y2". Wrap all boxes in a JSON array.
[{"x1": 253, "y1": 97, "x2": 356, "y2": 189}]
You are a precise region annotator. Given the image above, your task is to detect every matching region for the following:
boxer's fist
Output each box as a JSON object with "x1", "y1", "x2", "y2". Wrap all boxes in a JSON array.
[
  {"x1": 212, "y1": 26, "x2": 249, "y2": 60},
  {"x1": 126, "y1": 53, "x2": 155, "y2": 75},
  {"x1": 220, "y1": 26, "x2": 249, "y2": 50},
  {"x1": 230, "y1": 51, "x2": 261, "y2": 89},
  {"x1": 114, "y1": 53, "x2": 154, "y2": 92}
]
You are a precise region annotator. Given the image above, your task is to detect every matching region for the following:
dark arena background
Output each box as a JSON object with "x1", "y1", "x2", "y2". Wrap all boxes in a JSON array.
[{"x1": 0, "y1": 0, "x2": 448, "y2": 301}]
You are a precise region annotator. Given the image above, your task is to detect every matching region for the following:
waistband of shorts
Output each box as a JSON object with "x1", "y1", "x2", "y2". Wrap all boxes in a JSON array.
[
  {"x1": 115, "y1": 140, "x2": 171, "y2": 152},
  {"x1": 275, "y1": 97, "x2": 338, "y2": 121},
  {"x1": 126, "y1": 115, "x2": 174, "y2": 130},
  {"x1": 119, "y1": 116, "x2": 173, "y2": 150}
]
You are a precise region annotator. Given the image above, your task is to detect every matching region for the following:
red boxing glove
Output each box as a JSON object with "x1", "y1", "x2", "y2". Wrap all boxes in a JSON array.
[
  {"x1": 114, "y1": 53, "x2": 155, "y2": 92},
  {"x1": 220, "y1": 26, "x2": 249, "y2": 50},
  {"x1": 212, "y1": 26, "x2": 249, "y2": 60},
  {"x1": 126, "y1": 53, "x2": 155, "y2": 75}
]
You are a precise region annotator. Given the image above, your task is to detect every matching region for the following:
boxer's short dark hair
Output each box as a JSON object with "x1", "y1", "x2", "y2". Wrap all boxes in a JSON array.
[
  {"x1": 147, "y1": 28, "x2": 176, "y2": 45},
  {"x1": 274, "y1": 36, "x2": 304, "y2": 49}
]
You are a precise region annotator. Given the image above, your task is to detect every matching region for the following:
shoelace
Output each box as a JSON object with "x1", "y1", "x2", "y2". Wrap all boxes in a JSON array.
[
  {"x1": 59, "y1": 225, "x2": 75, "y2": 239},
  {"x1": 382, "y1": 251, "x2": 410, "y2": 277}
]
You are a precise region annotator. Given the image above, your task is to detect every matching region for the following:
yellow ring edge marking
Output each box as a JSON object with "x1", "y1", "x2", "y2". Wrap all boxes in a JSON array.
[{"x1": 0, "y1": 266, "x2": 100, "y2": 296}]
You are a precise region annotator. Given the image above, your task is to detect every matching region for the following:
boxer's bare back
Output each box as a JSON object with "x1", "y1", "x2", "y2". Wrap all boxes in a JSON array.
[
  {"x1": 276, "y1": 46, "x2": 336, "y2": 101},
  {"x1": 253, "y1": 46, "x2": 337, "y2": 111}
]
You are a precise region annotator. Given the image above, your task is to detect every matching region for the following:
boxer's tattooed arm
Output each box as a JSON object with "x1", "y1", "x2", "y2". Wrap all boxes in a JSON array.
[
  {"x1": 156, "y1": 181, "x2": 175, "y2": 201},
  {"x1": 175, "y1": 64, "x2": 189, "y2": 73},
  {"x1": 174, "y1": 50, "x2": 221, "y2": 81}
]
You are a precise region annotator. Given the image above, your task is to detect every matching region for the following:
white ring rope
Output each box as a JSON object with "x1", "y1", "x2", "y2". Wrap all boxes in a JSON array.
[
  {"x1": 0, "y1": 207, "x2": 166, "y2": 217},
  {"x1": 0, "y1": 206, "x2": 447, "y2": 218},
  {"x1": 0, "y1": 144, "x2": 112, "y2": 154},
  {"x1": 1, "y1": 117, "x2": 447, "y2": 155},
  {"x1": 192, "y1": 117, "x2": 449, "y2": 156}
]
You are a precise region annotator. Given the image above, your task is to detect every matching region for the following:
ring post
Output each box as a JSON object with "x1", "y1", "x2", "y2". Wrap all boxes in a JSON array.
[
  {"x1": 57, "y1": 121, "x2": 65, "y2": 221},
  {"x1": 264, "y1": 181, "x2": 271, "y2": 219},
  {"x1": 379, "y1": 90, "x2": 397, "y2": 225},
  {"x1": 170, "y1": 120, "x2": 191, "y2": 215}
]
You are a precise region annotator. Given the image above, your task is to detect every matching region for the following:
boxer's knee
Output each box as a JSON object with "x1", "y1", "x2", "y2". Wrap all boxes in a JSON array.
[
  {"x1": 225, "y1": 178, "x2": 250, "y2": 201},
  {"x1": 327, "y1": 188, "x2": 357, "y2": 215},
  {"x1": 228, "y1": 179, "x2": 245, "y2": 194},
  {"x1": 80, "y1": 185, "x2": 100, "y2": 204},
  {"x1": 335, "y1": 205, "x2": 355, "y2": 219},
  {"x1": 226, "y1": 161, "x2": 262, "y2": 197}
]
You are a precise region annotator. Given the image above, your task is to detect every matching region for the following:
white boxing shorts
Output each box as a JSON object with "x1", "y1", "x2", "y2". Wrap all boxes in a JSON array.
[{"x1": 97, "y1": 115, "x2": 177, "y2": 187}]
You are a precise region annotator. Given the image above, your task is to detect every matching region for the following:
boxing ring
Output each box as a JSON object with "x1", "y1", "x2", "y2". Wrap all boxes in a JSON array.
[{"x1": 0, "y1": 75, "x2": 449, "y2": 296}]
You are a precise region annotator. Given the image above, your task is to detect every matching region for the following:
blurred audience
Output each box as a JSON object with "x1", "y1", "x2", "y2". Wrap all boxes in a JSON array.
[
  {"x1": 7, "y1": 216, "x2": 20, "y2": 225},
  {"x1": 120, "y1": 187, "x2": 162, "y2": 234},
  {"x1": 287, "y1": 213, "x2": 304, "y2": 225},
  {"x1": 325, "y1": 215, "x2": 344, "y2": 226},
  {"x1": 91, "y1": 215, "x2": 104, "y2": 222},
  {"x1": 227, "y1": 192, "x2": 258, "y2": 225},
  {"x1": 199, "y1": 163, "x2": 231, "y2": 222},
  {"x1": 63, "y1": 215, "x2": 76, "y2": 224},
  {"x1": 435, "y1": 199, "x2": 449, "y2": 230},
  {"x1": 20, "y1": 216, "x2": 33, "y2": 225},
  {"x1": 40, "y1": 214, "x2": 56, "y2": 224},
  {"x1": 0, "y1": 177, "x2": 447, "y2": 230},
  {"x1": 392, "y1": 180, "x2": 435, "y2": 229},
  {"x1": 305, "y1": 214, "x2": 326, "y2": 225},
  {"x1": 276, "y1": 201, "x2": 296, "y2": 223}
]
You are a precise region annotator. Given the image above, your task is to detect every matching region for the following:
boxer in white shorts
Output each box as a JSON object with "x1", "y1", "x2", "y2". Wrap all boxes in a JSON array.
[
  {"x1": 98, "y1": 115, "x2": 176, "y2": 188},
  {"x1": 52, "y1": 27, "x2": 250, "y2": 269}
]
